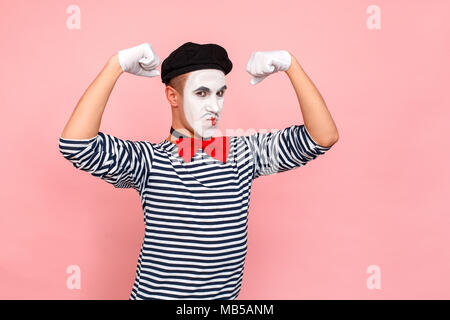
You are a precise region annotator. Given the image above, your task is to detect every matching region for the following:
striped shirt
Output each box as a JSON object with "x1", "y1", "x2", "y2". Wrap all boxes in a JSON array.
[{"x1": 58, "y1": 124, "x2": 331, "y2": 300}]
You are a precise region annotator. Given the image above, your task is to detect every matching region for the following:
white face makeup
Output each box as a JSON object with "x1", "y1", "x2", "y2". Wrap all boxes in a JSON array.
[{"x1": 183, "y1": 69, "x2": 227, "y2": 139}]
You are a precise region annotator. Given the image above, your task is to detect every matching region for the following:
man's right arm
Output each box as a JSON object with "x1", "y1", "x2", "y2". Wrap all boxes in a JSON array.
[
  {"x1": 60, "y1": 54, "x2": 123, "y2": 140},
  {"x1": 58, "y1": 43, "x2": 161, "y2": 191}
]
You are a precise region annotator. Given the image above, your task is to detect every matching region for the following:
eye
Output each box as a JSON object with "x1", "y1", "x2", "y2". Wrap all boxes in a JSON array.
[
  {"x1": 196, "y1": 91, "x2": 207, "y2": 97},
  {"x1": 217, "y1": 90, "x2": 224, "y2": 97}
]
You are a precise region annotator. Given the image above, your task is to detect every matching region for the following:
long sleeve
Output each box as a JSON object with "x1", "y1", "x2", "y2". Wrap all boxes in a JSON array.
[
  {"x1": 241, "y1": 124, "x2": 332, "y2": 180},
  {"x1": 58, "y1": 132, "x2": 153, "y2": 191}
]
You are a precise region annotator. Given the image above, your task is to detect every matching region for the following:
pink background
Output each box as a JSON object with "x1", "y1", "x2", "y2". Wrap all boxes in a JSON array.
[{"x1": 1, "y1": 0, "x2": 449, "y2": 299}]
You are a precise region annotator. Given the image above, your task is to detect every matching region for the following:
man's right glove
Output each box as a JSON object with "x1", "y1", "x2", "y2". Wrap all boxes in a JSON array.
[{"x1": 118, "y1": 43, "x2": 161, "y2": 77}]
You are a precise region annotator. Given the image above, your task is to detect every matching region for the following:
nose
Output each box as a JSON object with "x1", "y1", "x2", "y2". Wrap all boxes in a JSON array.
[{"x1": 205, "y1": 95, "x2": 221, "y2": 114}]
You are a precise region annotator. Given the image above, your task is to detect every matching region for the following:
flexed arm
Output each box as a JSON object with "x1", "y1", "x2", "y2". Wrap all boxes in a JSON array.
[
  {"x1": 59, "y1": 43, "x2": 161, "y2": 190},
  {"x1": 61, "y1": 43, "x2": 160, "y2": 139},
  {"x1": 241, "y1": 49, "x2": 338, "y2": 180},
  {"x1": 246, "y1": 50, "x2": 339, "y2": 147},
  {"x1": 285, "y1": 54, "x2": 339, "y2": 147}
]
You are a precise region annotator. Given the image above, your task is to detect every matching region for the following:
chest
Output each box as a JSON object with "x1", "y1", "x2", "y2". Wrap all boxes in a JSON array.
[{"x1": 164, "y1": 152, "x2": 239, "y2": 190}]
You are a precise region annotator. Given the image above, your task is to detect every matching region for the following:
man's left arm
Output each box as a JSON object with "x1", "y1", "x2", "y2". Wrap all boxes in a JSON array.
[
  {"x1": 284, "y1": 53, "x2": 339, "y2": 147},
  {"x1": 241, "y1": 50, "x2": 339, "y2": 180},
  {"x1": 246, "y1": 50, "x2": 339, "y2": 147}
]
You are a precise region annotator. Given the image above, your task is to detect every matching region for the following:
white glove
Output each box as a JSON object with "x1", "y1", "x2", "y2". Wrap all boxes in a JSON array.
[
  {"x1": 246, "y1": 50, "x2": 291, "y2": 85},
  {"x1": 117, "y1": 43, "x2": 161, "y2": 77}
]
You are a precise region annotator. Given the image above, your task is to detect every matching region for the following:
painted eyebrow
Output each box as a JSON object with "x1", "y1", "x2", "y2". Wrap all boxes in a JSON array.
[{"x1": 194, "y1": 85, "x2": 227, "y2": 92}]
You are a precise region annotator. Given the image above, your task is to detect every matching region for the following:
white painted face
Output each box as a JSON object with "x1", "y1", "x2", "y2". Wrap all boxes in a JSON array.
[{"x1": 183, "y1": 69, "x2": 227, "y2": 139}]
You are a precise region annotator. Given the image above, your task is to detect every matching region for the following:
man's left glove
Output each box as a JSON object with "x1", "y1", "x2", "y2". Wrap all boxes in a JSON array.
[{"x1": 246, "y1": 50, "x2": 291, "y2": 85}]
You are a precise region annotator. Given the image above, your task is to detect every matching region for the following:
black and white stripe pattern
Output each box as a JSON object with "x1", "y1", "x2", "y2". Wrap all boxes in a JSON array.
[
  {"x1": 59, "y1": 124, "x2": 331, "y2": 300},
  {"x1": 242, "y1": 124, "x2": 331, "y2": 179}
]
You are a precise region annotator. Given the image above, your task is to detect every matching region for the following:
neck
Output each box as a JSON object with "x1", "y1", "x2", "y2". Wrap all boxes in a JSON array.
[
  {"x1": 167, "y1": 126, "x2": 193, "y2": 143},
  {"x1": 166, "y1": 126, "x2": 213, "y2": 143}
]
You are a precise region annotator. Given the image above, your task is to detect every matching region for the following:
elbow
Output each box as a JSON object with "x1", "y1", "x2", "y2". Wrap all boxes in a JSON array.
[
  {"x1": 319, "y1": 132, "x2": 339, "y2": 148},
  {"x1": 305, "y1": 124, "x2": 339, "y2": 148},
  {"x1": 329, "y1": 132, "x2": 339, "y2": 146},
  {"x1": 331, "y1": 131, "x2": 339, "y2": 144},
  {"x1": 328, "y1": 128, "x2": 340, "y2": 145}
]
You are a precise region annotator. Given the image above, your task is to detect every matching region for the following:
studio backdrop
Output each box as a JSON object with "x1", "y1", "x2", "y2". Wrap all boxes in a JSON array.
[{"x1": 0, "y1": 0, "x2": 449, "y2": 299}]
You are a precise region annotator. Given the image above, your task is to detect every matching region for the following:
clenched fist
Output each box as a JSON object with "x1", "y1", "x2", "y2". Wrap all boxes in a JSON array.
[
  {"x1": 246, "y1": 50, "x2": 291, "y2": 85},
  {"x1": 118, "y1": 43, "x2": 161, "y2": 77}
]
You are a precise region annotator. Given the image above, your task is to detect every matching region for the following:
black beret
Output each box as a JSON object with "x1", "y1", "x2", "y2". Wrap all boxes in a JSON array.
[{"x1": 161, "y1": 42, "x2": 233, "y2": 85}]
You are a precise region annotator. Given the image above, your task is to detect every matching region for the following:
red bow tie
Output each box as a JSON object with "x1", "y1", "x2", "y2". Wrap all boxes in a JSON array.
[{"x1": 174, "y1": 136, "x2": 230, "y2": 163}]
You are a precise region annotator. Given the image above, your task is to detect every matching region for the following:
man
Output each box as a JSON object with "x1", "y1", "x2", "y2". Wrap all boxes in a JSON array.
[{"x1": 59, "y1": 42, "x2": 339, "y2": 300}]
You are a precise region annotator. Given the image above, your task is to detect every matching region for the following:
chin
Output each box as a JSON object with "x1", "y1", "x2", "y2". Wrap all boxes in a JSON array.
[{"x1": 199, "y1": 127, "x2": 217, "y2": 138}]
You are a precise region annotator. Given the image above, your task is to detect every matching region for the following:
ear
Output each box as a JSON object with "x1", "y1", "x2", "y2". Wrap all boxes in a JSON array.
[{"x1": 165, "y1": 85, "x2": 182, "y2": 107}]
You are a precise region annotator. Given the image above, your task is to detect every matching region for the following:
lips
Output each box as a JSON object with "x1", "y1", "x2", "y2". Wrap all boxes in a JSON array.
[{"x1": 204, "y1": 114, "x2": 218, "y2": 125}]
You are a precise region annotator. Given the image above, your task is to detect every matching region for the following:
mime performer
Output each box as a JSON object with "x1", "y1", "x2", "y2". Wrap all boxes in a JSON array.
[{"x1": 59, "y1": 42, "x2": 339, "y2": 300}]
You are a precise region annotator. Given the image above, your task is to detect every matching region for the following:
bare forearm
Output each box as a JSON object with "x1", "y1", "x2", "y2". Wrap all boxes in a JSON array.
[
  {"x1": 61, "y1": 54, "x2": 123, "y2": 139},
  {"x1": 285, "y1": 54, "x2": 339, "y2": 147}
]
